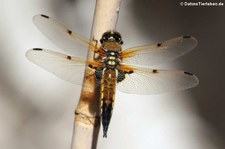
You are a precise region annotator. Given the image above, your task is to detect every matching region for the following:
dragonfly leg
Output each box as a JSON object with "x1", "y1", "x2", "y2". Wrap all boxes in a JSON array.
[
  {"x1": 95, "y1": 67, "x2": 103, "y2": 80},
  {"x1": 88, "y1": 64, "x2": 103, "y2": 80},
  {"x1": 117, "y1": 70, "x2": 126, "y2": 82},
  {"x1": 117, "y1": 70, "x2": 134, "y2": 83}
]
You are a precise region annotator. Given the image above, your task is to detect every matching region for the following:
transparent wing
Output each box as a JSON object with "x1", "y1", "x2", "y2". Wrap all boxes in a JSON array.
[
  {"x1": 117, "y1": 65, "x2": 199, "y2": 94},
  {"x1": 26, "y1": 48, "x2": 97, "y2": 85},
  {"x1": 33, "y1": 14, "x2": 99, "y2": 57},
  {"x1": 120, "y1": 36, "x2": 198, "y2": 66}
]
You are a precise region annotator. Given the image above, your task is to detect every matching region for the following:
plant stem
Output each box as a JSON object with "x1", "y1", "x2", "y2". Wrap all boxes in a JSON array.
[{"x1": 71, "y1": 0, "x2": 122, "y2": 149}]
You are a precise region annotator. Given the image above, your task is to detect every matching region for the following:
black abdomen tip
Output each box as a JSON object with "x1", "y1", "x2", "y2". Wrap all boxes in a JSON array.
[
  {"x1": 103, "y1": 130, "x2": 108, "y2": 138},
  {"x1": 101, "y1": 102, "x2": 112, "y2": 138}
]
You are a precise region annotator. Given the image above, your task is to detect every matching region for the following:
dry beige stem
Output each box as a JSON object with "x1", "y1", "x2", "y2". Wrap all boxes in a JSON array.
[{"x1": 71, "y1": 0, "x2": 122, "y2": 149}]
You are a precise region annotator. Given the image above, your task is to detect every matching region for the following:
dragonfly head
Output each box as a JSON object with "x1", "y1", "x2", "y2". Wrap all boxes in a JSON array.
[{"x1": 100, "y1": 31, "x2": 123, "y2": 45}]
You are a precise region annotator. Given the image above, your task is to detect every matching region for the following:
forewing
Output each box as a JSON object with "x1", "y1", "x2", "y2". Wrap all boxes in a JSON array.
[
  {"x1": 33, "y1": 14, "x2": 99, "y2": 57},
  {"x1": 26, "y1": 48, "x2": 97, "y2": 85},
  {"x1": 117, "y1": 65, "x2": 199, "y2": 94},
  {"x1": 121, "y1": 36, "x2": 197, "y2": 66}
]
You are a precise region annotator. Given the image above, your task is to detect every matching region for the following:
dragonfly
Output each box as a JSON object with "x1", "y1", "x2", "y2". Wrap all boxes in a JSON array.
[{"x1": 26, "y1": 14, "x2": 199, "y2": 138}]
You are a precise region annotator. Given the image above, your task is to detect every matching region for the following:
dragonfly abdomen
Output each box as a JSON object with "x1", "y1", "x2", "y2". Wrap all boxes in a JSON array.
[{"x1": 100, "y1": 68, "x2": 117, "y2": 137}]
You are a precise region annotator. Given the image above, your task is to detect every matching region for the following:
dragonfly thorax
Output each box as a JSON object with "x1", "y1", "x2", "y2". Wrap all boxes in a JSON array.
[{"x1": 104, "y1": 51, "x2": 120, "y2": 69}]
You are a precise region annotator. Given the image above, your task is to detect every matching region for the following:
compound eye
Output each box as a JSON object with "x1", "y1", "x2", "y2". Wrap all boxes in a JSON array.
[
  {"x1": 100, "y1": 39, "x2": 103, "y2": 44},
  {"x1": 100, "y1": 36, "x2": 108, "y2": 44},
  {"x1": 115, "y1": 33, "x2": 122, "y2": 41},
  {"x1": 106, "y1": 33, "x2": 112, "y2": 39}
]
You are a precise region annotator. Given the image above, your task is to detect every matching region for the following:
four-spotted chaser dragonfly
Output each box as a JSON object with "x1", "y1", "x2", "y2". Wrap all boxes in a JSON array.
[{"x1": 26, "y1": 14, "x2": 199, "y2": 138}]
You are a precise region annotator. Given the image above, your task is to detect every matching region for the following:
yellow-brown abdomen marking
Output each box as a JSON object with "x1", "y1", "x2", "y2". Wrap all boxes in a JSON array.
[{"x1": 100, "y1": 68, "x2": 117, "y2": 137}]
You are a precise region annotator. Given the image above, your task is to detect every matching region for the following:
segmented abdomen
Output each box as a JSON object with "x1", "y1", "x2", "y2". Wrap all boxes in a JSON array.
[{"x1": 100, "y1": 68, "x2": 116, "y2": 137}]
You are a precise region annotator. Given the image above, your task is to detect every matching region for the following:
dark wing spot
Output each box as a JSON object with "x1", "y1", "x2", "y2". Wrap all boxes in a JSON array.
[
  {"x1": 67, "y1": 56, "x2": 72, "y2": 60},
  {"x1": 183, "y1": 36, "x2": 191, "y2": 38},
  {"x1": 33, "y1": 48, "x2": 43, "y2": 51},
  {"x1": 184, "y1": 71, "x2": 193, "y2": 76},
  {"x1": 88, "y1": 64, "x2": 93, "y2": 68},
  {"x1": 157, "y1": 43, "x2": 162, "y2": 47},
  {"x1": 67, "y1": 29, "x2": 72, "y2": 35},
  {"x1": 40, "y1": 14, "x2": 49, "y2": 19},
  {"x1": 75, "y1": 111, "x2": 79, "y2": 115},
  {"x1": 152, "y1": 69, "x2": 158, "y2": 73},
  {"x1": 128, "y1": 70, "x2": 134, "y2": 74}
]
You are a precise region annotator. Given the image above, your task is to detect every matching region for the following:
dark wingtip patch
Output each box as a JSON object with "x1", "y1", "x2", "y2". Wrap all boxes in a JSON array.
[
  {"x1": 40, "y1": 14, "x2": 49, "y2": 19},
  {"x1": 33, "y1": 48, "x2": 43, "y2": 51},
  {"x1": 183, "y1": 36, "x2": 191, "y2": 39},
  {"x1": 184, "y1": 71, "x2": 193, "y2": 76},
  {"x1": 157, "y1": 43, "x2": 162, "y2": 47},
  {"x1": 67, "y1": 29, "x2": 72, "y2": 35},
  {"x1": 128, "y1": 70, "x2": 134, "y2": 74},
  {"x1": 152, "y1": 69, "x2": 158, "y2": 73},
  {"x1": 67, "y1": 56, "x2": 72, "y2": 60}
]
